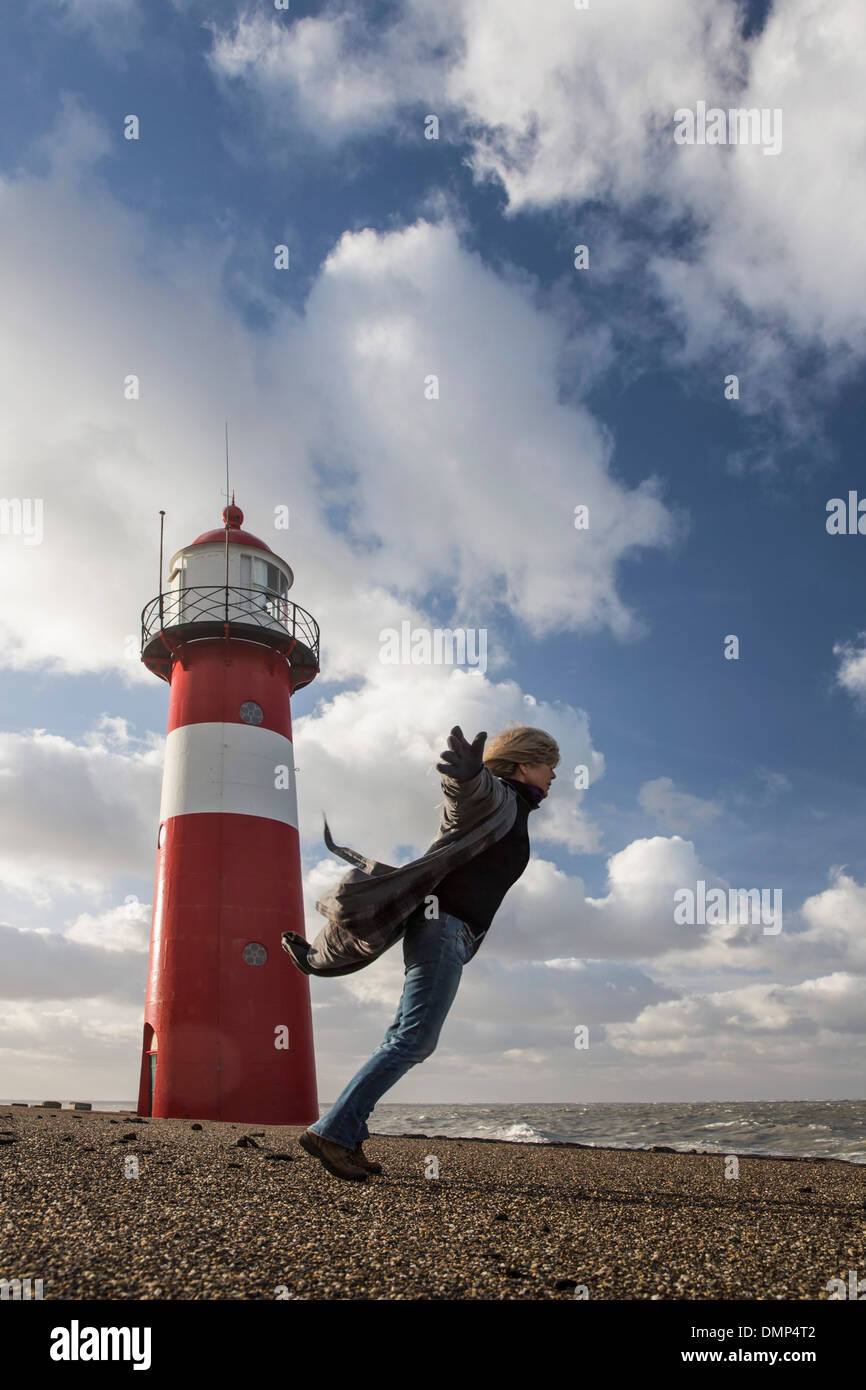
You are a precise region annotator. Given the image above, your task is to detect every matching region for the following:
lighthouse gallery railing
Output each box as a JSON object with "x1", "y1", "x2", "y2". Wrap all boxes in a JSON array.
[{"x1": 141, "y1": 584, "x2": 320, "y2": 666}]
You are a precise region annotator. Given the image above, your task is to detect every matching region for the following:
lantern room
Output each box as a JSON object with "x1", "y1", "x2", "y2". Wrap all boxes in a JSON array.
[{"x1": 140, "y1": 498, "x2": 319, "y2": 690}]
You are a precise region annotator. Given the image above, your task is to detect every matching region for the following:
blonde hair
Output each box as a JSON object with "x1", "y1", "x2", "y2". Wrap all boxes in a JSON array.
[{"x1": 483, "y1": 724, "x2": 560, "y2": 779}]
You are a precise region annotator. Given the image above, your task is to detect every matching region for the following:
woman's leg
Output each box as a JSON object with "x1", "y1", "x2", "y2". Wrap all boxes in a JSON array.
[{"x1": 308, "y1": 911, "x2": 473, "y2": 1151}]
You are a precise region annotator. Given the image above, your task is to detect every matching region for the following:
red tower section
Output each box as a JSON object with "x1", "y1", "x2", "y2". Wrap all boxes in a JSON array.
[{"x1": 136, "y1": 499, "x2": 320, "y2": 1124}]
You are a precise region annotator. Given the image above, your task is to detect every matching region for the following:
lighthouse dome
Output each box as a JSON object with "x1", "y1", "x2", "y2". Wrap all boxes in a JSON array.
[{"x1": 189, "y1": 500, "x2": 275, "y2": 555}]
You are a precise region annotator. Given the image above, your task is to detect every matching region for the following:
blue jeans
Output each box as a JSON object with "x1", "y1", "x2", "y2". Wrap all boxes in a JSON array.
[{"x1": 308, "y1": 909, "x2": 477, "y2": 1150}]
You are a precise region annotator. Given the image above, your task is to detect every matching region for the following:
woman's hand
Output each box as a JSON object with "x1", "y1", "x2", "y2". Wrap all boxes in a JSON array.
[{"x1": 436, "y1": 725, "x2": 487, "y2": 782}]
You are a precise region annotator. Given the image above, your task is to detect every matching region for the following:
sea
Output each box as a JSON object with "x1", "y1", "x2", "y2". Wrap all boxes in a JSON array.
[{"x1": 7, "y1": 1098, "x2": 866, "y2": 1165}]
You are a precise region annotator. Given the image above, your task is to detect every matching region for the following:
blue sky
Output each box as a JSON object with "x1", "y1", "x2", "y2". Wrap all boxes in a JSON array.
[{"x1": 1, "y1": 0, "x2": 865, "y2": 1106}]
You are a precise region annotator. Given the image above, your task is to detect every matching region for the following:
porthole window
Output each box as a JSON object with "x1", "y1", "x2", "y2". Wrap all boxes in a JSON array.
[
  {"x1": 239, "y1": 701, "x2": 264, "y2": 725},
  {"x1": 242, "y1": 942, "x2": 267, "y2": 966}
]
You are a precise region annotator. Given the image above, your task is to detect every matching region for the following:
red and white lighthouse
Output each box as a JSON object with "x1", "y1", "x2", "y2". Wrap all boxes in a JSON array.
[{"x1": 136, "y1": 498, "x2": 319, "y2": 1125}]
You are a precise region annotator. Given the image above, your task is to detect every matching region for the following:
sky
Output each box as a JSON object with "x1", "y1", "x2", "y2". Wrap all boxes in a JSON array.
[{"x1": 1, "y1": 0, "x2": 865, "y2": 1107}]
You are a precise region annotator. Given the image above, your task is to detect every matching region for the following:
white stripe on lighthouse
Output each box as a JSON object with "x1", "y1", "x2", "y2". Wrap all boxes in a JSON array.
[{"x1": 158, "y1": 722, "x2": 298, "y2": 827}]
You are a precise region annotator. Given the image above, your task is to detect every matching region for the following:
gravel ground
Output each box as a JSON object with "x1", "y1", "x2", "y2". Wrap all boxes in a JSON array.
[{"x1": 1, "y1": 1107, "x2": 864, "y2": 1300}]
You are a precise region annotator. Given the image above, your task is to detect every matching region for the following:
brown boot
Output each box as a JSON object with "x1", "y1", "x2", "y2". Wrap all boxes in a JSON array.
[
  {"x1": 351, "y1": 1142, "x2": 383, "y2": 1175},
  {"x1": 298, "y1": 1128, "x2": 369, "y2": 1181}
]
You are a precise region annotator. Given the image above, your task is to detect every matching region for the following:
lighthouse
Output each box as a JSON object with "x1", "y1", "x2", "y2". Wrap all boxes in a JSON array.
[{"x1": 136, "y1": 498, "x2": 320, "y2": 1125}]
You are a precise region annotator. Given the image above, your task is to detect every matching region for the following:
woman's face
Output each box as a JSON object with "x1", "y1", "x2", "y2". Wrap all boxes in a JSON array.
[{"x1": 516, "y1": 762, "x2": 556, "y2": 796}]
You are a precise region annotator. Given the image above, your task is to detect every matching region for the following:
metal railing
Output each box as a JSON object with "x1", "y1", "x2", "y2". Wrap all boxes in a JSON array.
[{"x1": 141, "y1": 585, "x2": 319, "y2": 666}]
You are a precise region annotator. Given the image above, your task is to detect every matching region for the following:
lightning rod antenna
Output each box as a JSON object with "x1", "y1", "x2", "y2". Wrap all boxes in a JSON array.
[{"x1": 219, "y1": 419, "x2": 226, "y2": 622}]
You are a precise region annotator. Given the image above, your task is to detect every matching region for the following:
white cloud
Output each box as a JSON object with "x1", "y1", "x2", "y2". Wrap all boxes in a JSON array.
[
  {"x1": 832, "y1": 632, "x2": 866, "y2": 711},
  {"x1": 606, "y1": 973, "x2": 866, "y2": 1064},
  {"x1": 0, "y1": 719, "x2": 162, "y2": 902},
  {"x1": 792, "y1": 870, "x2": 866, "y2": 976},
  {"x1": 638, "y1": 776, "x2": 723, "y2": 832},
  {"x1": 63, "y1": 899, "x2": 151, "y2": 953}
]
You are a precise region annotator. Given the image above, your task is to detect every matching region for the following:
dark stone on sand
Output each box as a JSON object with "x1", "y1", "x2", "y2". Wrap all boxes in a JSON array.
[
  {"x1": 235, "y1": 1136, "x2": 260, "y2": 1148},
  {"x1": 191, "y1": 1123, "x2": 203, "y2": 1130}
]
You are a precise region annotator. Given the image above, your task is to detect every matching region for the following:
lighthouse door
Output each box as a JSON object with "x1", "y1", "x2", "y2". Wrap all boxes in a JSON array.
[{"x1": 147, "y1": 1037, "x2": 157, "y2": 1112}]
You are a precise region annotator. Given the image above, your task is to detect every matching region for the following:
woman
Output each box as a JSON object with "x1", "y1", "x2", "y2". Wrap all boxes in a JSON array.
[{"x1": 284, "y1": 722, "x2": 559, "y2": 1181}]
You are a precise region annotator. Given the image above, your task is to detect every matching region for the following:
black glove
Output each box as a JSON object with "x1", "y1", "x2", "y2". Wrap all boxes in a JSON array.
[{"x1": 436, "y1": 726, "x2": 487, "y2": 782}]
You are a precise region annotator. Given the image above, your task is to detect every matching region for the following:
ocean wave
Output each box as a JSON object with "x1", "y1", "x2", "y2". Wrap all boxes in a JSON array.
[{"x1": 489, "y1": 1122, "x2": 545, "y2": 1143}]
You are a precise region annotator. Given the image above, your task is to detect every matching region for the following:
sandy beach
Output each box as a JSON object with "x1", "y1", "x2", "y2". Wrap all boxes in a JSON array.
[{"x1": 2, "y1": 1106, "x2": 864, "y2": 1300}]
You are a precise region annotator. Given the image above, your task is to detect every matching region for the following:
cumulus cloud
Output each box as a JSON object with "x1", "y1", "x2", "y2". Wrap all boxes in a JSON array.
[
  {"x1": 206, "y1": 0, "x2": 866, "y2": 431},
  {"x1": 790, "y1": 870, "x2": 866, "y2": 976},
  {"x1": 63, "y1": 898, "x2": 151, "y2": 954},
  {"x1": 606, "y1": 973, "x2": 866, "y2": 1064}
]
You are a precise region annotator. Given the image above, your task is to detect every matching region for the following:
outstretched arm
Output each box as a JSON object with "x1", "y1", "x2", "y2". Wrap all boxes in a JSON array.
[{"x1": 436, "y1": 725, "x2": 499, "y2": 832}]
